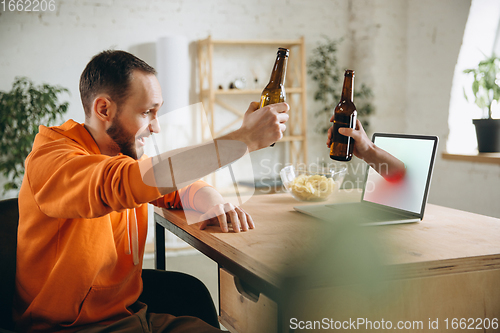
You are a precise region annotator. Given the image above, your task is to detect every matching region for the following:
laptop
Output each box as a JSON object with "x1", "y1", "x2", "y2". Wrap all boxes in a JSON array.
[{"x1": 294, "y1": 133, "x2": 439, "y2": 225}]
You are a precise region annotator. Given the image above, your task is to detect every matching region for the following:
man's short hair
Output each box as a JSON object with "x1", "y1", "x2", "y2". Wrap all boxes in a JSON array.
[{"x1": 79, "y1": 50, "x2": 157, "y2": 118}]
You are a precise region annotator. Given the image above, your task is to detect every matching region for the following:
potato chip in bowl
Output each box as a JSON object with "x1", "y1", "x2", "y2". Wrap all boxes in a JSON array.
[{"x1": 280, "y1": 164, "x2": 347, "y2": 202}]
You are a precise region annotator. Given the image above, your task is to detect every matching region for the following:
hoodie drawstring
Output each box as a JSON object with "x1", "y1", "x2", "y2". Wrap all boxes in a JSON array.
[{"x1": 125, "y1": 208, "x2": 140, "y2": 266}]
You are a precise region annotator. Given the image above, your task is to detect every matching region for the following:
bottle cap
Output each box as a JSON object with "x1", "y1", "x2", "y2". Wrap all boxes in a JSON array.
[
  {"x1": 345, "y1": 69, "x2": 355, "y2": 77},
  {"x1": 277, "y1": 48, "x2": 290, "y2": 57}
]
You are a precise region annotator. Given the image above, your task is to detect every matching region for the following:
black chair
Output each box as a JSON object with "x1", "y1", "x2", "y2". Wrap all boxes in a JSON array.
[
  {"x1": 0, "y1": 198, "x2": 19, "y2": 332},
  {"x1": 0, "y1": 199, "x2": 219, "y2": 332}
]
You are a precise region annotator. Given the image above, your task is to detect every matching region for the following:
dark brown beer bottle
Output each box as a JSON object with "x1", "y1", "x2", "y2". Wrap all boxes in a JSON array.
[
  {"x1": 330, "y1": 70, "x2": 357, "y2": 161},
  {"x1": 260, "y1": 47, "x2": 289, "y2": 146}
]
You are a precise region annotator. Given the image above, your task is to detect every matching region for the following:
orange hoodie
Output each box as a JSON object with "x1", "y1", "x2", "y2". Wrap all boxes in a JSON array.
[{"x1": 14, "y1": 120, "x2": 209, "y2": 332}]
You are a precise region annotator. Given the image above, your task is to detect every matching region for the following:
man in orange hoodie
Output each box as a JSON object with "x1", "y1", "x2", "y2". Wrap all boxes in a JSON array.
[{"x1": 14, "y1": 50, "x2": 290, "y2": 332}]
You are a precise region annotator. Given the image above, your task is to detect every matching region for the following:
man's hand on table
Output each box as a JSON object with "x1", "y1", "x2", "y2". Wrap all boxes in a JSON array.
[
  {"x1": 199, "y1": 202, "x2": 254, "y2": 233},
  {"x1": 194, "y1": 186, "x2": 255, "y2": 233}
]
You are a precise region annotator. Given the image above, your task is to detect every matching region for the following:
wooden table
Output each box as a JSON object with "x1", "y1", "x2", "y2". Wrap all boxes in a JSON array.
[{"x1": 154, "y1": 191, "x2": 500, "y2": 333}]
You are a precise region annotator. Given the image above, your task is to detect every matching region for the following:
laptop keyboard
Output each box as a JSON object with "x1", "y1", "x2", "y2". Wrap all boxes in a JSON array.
[{"x1": 324, "y1": 203, "x2": 411, "y2": 223}]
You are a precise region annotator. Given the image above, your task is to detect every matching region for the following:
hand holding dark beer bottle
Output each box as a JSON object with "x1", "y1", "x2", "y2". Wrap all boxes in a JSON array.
[
  {"x1": 326, "y1": 72, "x2": 407, "y2": 180},
  {"x1": 260, "y1": 47, "x2": 289, "y2": 146},
  {"x1": 327, "y1": 118, "x2": 407, "y2": 182},
  {"x1": 329, "y1": 70, "x2": 357, "y2": 161}
]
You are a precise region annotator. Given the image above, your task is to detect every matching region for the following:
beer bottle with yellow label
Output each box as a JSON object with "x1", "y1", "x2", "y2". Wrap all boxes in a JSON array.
[{"x1": 260, "y1": 47, "x2": 289, "y2": 146}]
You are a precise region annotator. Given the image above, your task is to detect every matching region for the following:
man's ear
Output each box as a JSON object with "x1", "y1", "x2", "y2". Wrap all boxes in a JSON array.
[{"x1": 92, "y1": 95, "x2": 116, "y2": 122}]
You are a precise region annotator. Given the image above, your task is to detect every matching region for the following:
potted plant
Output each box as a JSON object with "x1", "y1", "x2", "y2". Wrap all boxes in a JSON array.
[
  {"x1": 0, "y1": 77, "x2": 69, "y2": 194},
  {"x1": 463, "y1": 54, "x2": 500, "y2": 153}
]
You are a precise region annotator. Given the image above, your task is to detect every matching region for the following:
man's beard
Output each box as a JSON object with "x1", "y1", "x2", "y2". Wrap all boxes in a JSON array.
[{"x1": 106, "y1": 115, "x2": 139, "y2": 160}]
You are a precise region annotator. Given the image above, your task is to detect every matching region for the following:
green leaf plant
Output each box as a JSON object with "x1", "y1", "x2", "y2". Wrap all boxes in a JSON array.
[
  {"x1": 307, "y1": 37, "x2": 375, "y2": 135},
  {"x1": 0, "y1": 77, "x2": 69, "y2": 194},
  {"x1": 463, "y1": 53, "x2": 500, "y2": 119}
]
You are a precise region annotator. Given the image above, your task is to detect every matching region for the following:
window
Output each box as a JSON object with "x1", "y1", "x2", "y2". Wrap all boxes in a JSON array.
[{"x1": 447, "y1": 0, "x2": 500, "y2": 154}]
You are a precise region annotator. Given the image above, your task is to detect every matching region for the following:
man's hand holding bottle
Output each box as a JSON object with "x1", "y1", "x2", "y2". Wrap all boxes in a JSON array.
[{"x1": 225, "y1": 101, "x2": 289, "y2": 152}]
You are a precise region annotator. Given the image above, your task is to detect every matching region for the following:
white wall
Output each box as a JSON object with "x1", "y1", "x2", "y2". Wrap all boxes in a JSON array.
[
  {"x1": 349, "y1": 0, "x2": 408, "y2": 135},
  {"x1": 0, "y1": 0, "x2": 352, "y2": 192},
  {"x1": 1, "y1": 0, "x2": 499, "y2": 218},
  {"x1": 404, "y1": 0, "x2": 500, "y2": 218},
  {"x1": 349, "y1": 0, "x2": 500, "y2": 218},
  {"x1": 0, "y1": 0, "x2": 349, "y2": 122}
]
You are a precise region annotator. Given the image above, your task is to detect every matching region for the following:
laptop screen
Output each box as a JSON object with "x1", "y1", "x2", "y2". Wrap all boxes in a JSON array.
[{"x1": 361, "y1": 134, "x2": 438, "y2": 216}]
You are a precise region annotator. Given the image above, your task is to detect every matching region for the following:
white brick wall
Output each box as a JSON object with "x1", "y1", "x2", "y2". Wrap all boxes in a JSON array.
[
  {"x1": 404, "y1": 0, "x2": 500, "y2": 218},
  {"x1": 1, "y1": 0, "x2": 499, "y2": 218}
]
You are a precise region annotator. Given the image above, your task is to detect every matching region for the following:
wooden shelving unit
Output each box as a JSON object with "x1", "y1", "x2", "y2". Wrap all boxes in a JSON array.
[{"x1": 197, "y1": 36, "x2": 308, "y2": 165}]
